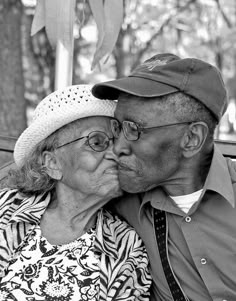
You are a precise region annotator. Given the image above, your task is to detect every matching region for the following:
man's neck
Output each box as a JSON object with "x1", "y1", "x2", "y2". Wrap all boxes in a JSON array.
[{"x1": 163, "y1": 150, "x2": 213, "y2": 196}]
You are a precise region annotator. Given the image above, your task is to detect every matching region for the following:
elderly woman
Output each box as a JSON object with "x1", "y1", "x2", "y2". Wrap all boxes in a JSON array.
[{"x1": 0, "y1": 85, "x2": 151, "y2": 301}]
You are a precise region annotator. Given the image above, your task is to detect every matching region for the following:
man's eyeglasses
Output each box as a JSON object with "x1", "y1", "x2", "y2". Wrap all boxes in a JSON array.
[
  {"x1": 110, "y1": 119, "x2": 194, "y2": 141},
  {"x1": 56, "y1": 131, "x2": 114, "y2": 152}
]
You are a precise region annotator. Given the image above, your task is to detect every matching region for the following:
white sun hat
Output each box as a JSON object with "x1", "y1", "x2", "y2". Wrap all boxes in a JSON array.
[{"x1": 14, "y1": 84, "x2": 117, "y2": 167}]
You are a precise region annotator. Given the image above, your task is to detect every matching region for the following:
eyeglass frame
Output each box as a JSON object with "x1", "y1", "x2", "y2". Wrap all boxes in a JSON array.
[
  {"x1": 110, "y1": 119, "x2": 196, "y2": 141},
  {"x1": 56, "y1": 130, "x2": 114, "y2": 152}
]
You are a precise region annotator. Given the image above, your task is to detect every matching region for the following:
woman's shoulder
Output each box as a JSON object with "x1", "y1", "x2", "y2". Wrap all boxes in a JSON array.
[
  {"x1": 0, "y1": 188, "x2": 20, "y2": 209},
  {"x1": 101, "y1": 209, "x2": 144, "y2": 247},
  {"x1": 0, "y1": 189, "x2": 25, "y2": 227},
  {"x1": 0, "y1": 189, "x2": 50, "y2": 226},
  {"x1": 95, "y1": 208, "x2": 148, "y2": 269},
  {"x1": 97, "y1": 210, "x2": 151, "y2": 301}
]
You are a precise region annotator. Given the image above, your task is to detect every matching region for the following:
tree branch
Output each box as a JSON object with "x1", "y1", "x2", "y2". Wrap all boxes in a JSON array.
[
  {"x1": 214, "y1": 0, "x2": 232, "y2": 28},
  {"x1": 131, "y1": 0, "x2": 197, "y2": 69}
]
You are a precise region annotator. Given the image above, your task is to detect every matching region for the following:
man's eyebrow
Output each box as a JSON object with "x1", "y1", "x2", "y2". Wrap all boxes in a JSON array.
[
  {"x1": 115, "y1": 111, "x2": 147, "y2": 126},
  {"x1": 122, "y1": 117, "x2": 146, "y2": 126},
  {"x1": 134, "y1": 119, "x2": 149, "y2": 127}
]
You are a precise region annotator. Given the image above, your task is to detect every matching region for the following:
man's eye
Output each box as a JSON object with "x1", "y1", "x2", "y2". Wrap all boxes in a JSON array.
[
  {"x1": 128, "y1": 122, "x2": 138, "y2": 132},
  {"x1": 114, "y1": 123, "x2": 120, "y2": 131}
]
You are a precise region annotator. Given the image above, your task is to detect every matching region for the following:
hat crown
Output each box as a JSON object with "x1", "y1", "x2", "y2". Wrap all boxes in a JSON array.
[
  {"x1": 33, "y1": 85, "x2": 99, "y2": 121},
  {"x1": 134, "y1": 53, "x2": 180, "y2": 72},
  {"x1": 14, "y1": 84, "x2": 116, "y2": 167},
  {"x1": 131, "y1": 54, "x2": 227, "y2": 121},
  {"x1": 92, "y1": 52, "x2": 228, "y2": 122}
]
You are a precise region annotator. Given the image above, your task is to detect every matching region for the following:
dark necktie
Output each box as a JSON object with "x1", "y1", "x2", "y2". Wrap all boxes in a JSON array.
[{"x1": 153, "y1": 208, "x2": 190, "y2": 301}]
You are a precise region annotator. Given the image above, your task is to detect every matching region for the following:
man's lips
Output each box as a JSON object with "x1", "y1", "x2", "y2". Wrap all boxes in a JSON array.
[{"x1": 117, "y1": 162, "x2": 133, "y2": 172}]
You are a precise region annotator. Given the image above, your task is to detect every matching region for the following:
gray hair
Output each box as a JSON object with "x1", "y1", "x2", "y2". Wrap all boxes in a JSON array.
[
  {"x1": 6, "y1": 132, "x2": 59, "y2": 197},
  {"x1": 6, "y1": 119, "x2": 82, "y2": 197},
  {"x1": 155, "y1": 92, "x2": 218, "y2": 139}
]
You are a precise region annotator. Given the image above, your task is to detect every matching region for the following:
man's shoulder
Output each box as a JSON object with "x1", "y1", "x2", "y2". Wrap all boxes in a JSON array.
[
  {"x1": 105, "y1": 192, "x2": 145, "y2": 226},
  {"x1": 108, "y1": 192, "x2": 142, "y2": 211},
  {"x1": 223, "y1": 158, "x2": 236, "y2": 204}
]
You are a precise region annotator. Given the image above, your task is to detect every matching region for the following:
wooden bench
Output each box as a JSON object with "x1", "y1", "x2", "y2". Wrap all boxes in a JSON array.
[
  {"x1": 0, "y1": 135, "x2": 17, "y2": 183},
  {"x1": 0, "y1": 136, "x2": 236, "y2": 183}
]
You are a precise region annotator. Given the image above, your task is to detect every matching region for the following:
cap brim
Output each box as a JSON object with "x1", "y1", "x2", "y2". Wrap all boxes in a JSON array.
[{"x1": 92, "y1": 76, "x2": 178, "y2": 100}]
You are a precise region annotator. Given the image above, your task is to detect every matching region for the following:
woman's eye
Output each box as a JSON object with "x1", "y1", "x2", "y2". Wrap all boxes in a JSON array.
[
  {"x1": 84, "y1": 139, "x2": 90, "y2": 146},
  {"x1": 89, "y1": 137, "x2": 100, "y2": 146}
]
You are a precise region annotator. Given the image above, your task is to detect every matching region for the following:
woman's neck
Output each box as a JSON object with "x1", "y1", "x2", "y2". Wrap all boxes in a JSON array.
[
  {"x1": 49, "y1": 184, "x2": 109, "y2": 224},
  {"x1": 41, "y1": 185, "x2": 109, "y2": 245}
]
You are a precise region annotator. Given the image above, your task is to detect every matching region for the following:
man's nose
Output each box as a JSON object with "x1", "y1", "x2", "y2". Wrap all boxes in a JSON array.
[{"x1": 113, "y1": 130, "x2": 132, "y2": 157}]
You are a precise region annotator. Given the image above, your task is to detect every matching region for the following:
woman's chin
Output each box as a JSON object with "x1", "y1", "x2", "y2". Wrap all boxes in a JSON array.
[{"x1": 107, "y1": 184, "x2": 123, "y2": 199}]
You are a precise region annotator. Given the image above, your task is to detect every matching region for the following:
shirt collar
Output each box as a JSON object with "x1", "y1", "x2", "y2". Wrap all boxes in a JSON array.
[
  {"x1": 140, "y1": 144, "x2": 236, "y2": 214},
  {"x1": 204, "y1": 144, "x2": 235, "y2": 207}
]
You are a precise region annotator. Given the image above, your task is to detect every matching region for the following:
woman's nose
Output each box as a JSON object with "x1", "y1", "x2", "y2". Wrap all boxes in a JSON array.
[{"x1": 104, "y1": 142, "x2": 119, "y2": 162}]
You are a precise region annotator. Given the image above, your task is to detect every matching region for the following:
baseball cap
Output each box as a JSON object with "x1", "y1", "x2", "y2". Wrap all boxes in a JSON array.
[{"x1": 92, "y1": 53, "x2": 227, "y2": 121}]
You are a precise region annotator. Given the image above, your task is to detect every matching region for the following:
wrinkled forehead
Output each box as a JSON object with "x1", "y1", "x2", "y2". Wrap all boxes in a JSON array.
[{"x1": 115, "y1": 93, "x2": 168, "y2": 124}]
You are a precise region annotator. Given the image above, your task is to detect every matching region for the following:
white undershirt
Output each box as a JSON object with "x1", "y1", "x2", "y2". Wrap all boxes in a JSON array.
[{"x1": 169, "y1": 189, "x2": 203, "y2": 214}]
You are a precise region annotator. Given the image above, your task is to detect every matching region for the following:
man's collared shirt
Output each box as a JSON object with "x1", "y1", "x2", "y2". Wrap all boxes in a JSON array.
[{"x1": 113, "y1": 145, "x2": 236, "y2": 301}]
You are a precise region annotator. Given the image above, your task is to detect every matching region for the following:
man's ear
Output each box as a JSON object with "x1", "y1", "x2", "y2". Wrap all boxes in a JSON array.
[
  {"x1": 42, "y1": 151, "x2": 63, "y2": 180},
  {"x1": 181, "y1": 122, "x2": 209, "y2": 158}
]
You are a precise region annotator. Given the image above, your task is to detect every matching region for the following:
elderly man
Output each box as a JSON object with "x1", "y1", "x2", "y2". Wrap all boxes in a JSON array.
[{"x1": 92, "y1": 53, "x2": 236, "y2": 301}]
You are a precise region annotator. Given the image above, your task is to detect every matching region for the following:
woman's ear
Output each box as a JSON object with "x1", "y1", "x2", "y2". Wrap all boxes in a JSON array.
[
  {"x1": 181, "y1": 122, "x2": 209, "y2": 158},
  {"x1": 42, "y1": 151, "x2": 63, "y2": 180}
]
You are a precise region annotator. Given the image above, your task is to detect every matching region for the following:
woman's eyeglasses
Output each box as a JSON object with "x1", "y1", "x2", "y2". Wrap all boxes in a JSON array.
[{"x1": 56, "y1": 131, "x2": 114, "y2": 152}]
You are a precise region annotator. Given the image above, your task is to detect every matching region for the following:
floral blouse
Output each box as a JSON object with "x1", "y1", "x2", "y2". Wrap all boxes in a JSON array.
[
  {"x1": 0, "y1": 189, "x2": 152, "y2": 300},
  {"x1": 0, "y1": 225, "x2": 100, "y2": 300}
]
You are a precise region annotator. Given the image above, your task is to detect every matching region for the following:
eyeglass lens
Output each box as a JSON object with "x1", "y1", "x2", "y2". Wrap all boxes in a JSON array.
[
  {"x1": 123, "y1": 121, "x2": 139, "y2": 140},
  {"x1": 57, "y1": 131, "x2": 112, "y2": 152},
  {"x1": 111, "y1": 119, "x2": 139, "y2": 141},
  {"x1": 88, "y1": 131, "x2": 112, "y2": 152}
]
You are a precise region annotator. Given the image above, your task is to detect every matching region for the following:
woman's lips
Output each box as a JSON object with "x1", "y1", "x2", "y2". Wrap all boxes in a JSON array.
[{"x1": 104, "y1": 167, "x2": 119, "y2": 175}]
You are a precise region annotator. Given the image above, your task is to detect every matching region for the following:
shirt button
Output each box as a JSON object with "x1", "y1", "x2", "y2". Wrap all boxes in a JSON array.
[
  {"x1": 185, "y1": 216, "x2": 191, "y2": 222},
  {"x1": 200, "y1": 258, "x2": 207, "y2": 265}
]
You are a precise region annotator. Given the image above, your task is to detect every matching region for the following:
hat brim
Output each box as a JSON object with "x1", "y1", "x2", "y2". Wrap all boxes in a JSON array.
[
  {"x1": 14, "y1": 90, "x2": 117, "y2": 168},
  {"x1": 92, "y1": 76, "x2": 179, "y2": 100}
]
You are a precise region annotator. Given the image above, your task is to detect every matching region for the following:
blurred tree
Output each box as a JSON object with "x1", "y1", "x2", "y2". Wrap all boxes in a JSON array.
[
  {"x1": 0, "y1": 0, "x2": 27, "y2": 165},
  {"x1": 23, "y1": 0, "x2": 236, "y2": 101},
  {"x1": 2, "y1": 0, "x2": 236, "y2": 168},
  {"x1": 113, "y1": 0, "x2": 198, "y2": 78},
  {"x1": 22, "y1": 4, "x2": 55, "y2": 109}
]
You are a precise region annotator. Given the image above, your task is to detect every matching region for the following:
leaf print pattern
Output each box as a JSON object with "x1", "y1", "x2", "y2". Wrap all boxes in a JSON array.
[
  {"x1": 0, "y1": 225, "x2": 100, "y2": 301},
  {"x1": 0, "y1": 189, "x2": 152, "y2": 301}
]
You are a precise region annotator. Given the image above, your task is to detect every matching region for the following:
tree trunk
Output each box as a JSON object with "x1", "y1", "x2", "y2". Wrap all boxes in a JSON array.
[{"x1": 0, "y1": 0, "x2": 26, "y2": 166}]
